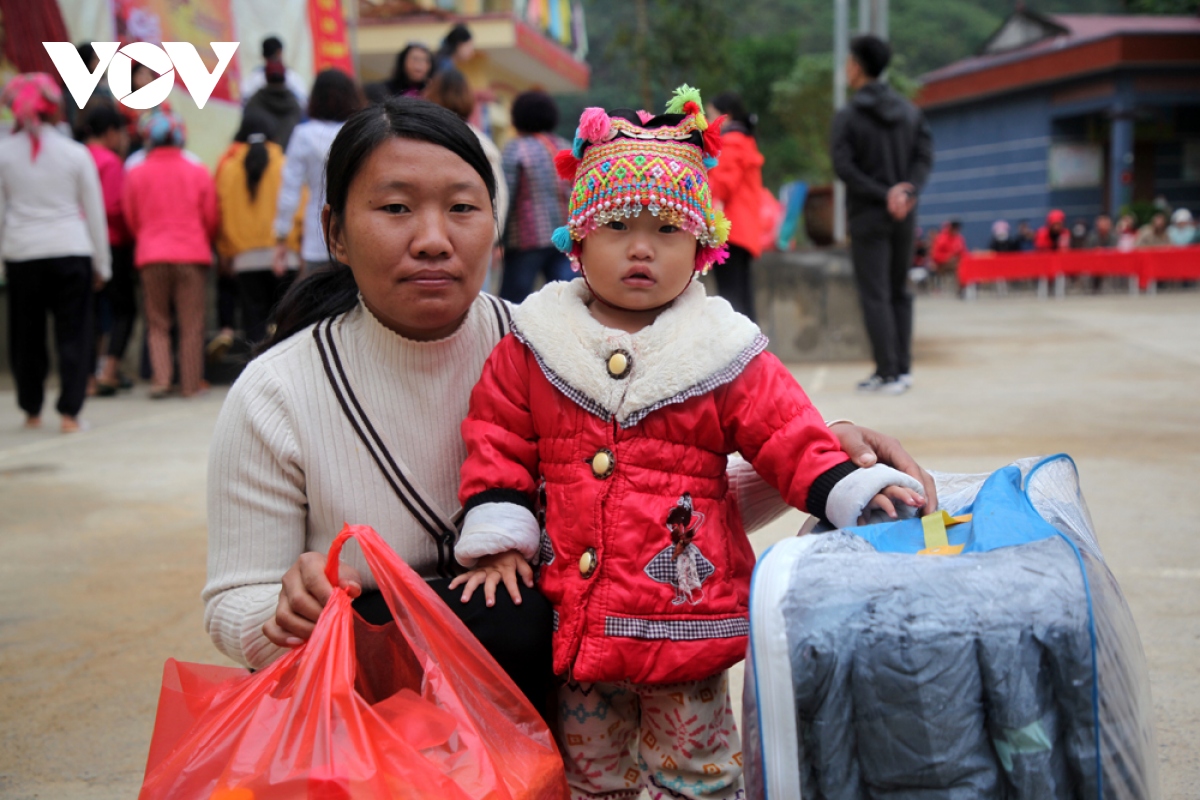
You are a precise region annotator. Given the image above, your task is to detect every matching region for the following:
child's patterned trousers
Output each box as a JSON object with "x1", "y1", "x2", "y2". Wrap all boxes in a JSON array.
[{"x1": 557, "y1": 671, "x2": 744, "y2": 800}]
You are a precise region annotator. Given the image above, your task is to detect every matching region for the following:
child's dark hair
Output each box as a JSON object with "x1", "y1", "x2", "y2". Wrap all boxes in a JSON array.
[
  {"x1": 235, "y1": 108, "x2": 277, "y2": 202},
  {"x1": 261, "y1": 98, "x2": 497, "y2": 353},
  {"x1": 711, "y1": 91, "x2": 756, "y2": 137}
]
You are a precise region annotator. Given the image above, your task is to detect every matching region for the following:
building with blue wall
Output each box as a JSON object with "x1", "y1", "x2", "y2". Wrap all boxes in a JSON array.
[{"x1": 915, "y1": 10, "x2": 1200, "y2": 249}]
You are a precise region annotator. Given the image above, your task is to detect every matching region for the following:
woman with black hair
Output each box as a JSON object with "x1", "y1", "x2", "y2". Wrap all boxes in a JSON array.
[
  {"x1": 497, "y1": 90, "x2": 572, "y2": 301},
  {"x1": 81, "y1": 104, "x2": 136, "y2": 396},
  {"x1": 706, "y1": 91, "x2": 765, "y2": 321},
  {"x1": 203, "y1": 98, "x2": 935, "y2": 719},
  {"x1": 215, "y1": 108, "x2": 302, "y2": 346},
  {"x1": 364, "y1": 42, "x2": 434, "y2": 103},
  {"x1": 272, "y1": 69, "x2": 364, "y2": 276},
  {"x1": 434, "y1": 23, "x2": 475, "y2": 72}
]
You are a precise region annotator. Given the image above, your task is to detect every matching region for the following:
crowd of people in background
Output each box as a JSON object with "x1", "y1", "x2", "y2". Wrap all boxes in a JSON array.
[
  {"x1": 3, "y1": 25, "x2": 771, "y2": 432},
  {"x1": 914, "y1": 201, "x2": 1198, "y2": 291}
]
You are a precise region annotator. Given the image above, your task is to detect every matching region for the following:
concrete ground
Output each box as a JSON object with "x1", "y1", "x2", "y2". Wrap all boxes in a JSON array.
[{"x1": 0, "y1": 291, "x2": 1196, "y2": 798}]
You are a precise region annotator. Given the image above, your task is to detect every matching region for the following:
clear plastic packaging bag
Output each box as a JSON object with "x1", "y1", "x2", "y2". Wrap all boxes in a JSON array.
[
  {"x1": 140, "y1": 524, "x2": 569, "y2": 799},
  {"x1": 744, "y1": 455, "x2": 1158, "y2": 799}
]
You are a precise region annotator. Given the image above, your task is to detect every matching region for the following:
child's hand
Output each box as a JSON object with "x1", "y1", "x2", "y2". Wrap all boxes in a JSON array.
[
  {"x1": 860, "y1": 485, "x2": 925, "y2": 525},
  {"x1": 448, "y1": 549, "x2": 534, "y2": 608}
]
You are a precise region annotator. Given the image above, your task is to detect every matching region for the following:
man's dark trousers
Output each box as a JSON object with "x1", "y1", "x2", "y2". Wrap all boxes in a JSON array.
[{"x1": 850, "y1": 210, "x2": 913, "y2": 380}]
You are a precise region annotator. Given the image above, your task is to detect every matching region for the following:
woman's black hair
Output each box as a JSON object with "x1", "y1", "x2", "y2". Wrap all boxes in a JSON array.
[
  {"x1": 711, "y1": 91, "x2": 756, "y2": 137},
  {"x1": 388, "y1": 43, "x2": 433, "y2": 95},
  {"x1": 82, "y1": 103, "x2": 125, "y2": 139},
  {"x1": 510, "y1": 90, "x2": 558, "y2": 134},
  {"x1": 307, "y1": 68, "x2": 365, "y2": 122},
  {"x1": 262, "y1": 98, "x2": 497, "y2": 353},
  {"x1": 235, "y1": 107, "x2": 277, "y2": 202},
  {"x1": 437, "y1": 23, "x2": 473, "y2": 62}
]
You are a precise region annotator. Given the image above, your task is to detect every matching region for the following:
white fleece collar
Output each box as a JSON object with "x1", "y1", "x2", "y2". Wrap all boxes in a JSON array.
[{"x1": 511, "y1": 278, "x2": 766, "y2": 428}]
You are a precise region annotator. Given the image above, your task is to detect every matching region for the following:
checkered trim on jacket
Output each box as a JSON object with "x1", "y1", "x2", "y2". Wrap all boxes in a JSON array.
[
  {"x1": 622, "y1": 334, "x2": 769, "y2": 428},
  {"x1": 512, "y1": 329, "x2": 612, "y2": 421},
  {"x1": 512, "y1": 331, "x2": 770, "y2": 430},
  {"x1": 604, "y1": 615, "x2": 749, "y2": 641}
]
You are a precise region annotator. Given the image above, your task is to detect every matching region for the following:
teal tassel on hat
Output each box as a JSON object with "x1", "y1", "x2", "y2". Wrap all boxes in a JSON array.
[
  {"x1": 551, "y1": 225, "x2": 573, "y2": 253},
  {"x1": 572, "y1": 134, "x2": 587, "y2": 159},
  {"x1": 703, "y1": 155, "x2": 719, "y2": 169}
]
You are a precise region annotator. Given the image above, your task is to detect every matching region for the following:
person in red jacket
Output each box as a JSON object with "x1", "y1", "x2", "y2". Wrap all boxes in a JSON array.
[
  {"x1": 930, "y1": 218, "x2": 968, "y2": 290},
  {"x1": 1035, "y1": 208, "x2": 1071, "y2": 251},
  {"x1": 705, "y1": 91, "x2": 764, "y2": 320},
  {"x1": 123, "y1": 110, "x2": 218, "y2": 398},
  {"x1": 449, "y1": 89, "x2": 925, "y2": 800}
]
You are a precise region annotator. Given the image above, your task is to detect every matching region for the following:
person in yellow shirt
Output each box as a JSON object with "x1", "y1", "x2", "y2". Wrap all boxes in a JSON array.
[{"x1": 215, "y1": 109, "x2": 304, "y2": 347}]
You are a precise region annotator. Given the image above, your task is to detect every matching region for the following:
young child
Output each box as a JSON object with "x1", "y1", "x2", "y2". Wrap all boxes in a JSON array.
[{"x1": 451, "y1": 87, "x2": 924, "y2": 799}]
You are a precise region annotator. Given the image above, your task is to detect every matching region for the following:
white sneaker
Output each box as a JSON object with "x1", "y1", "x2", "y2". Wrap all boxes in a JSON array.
[
  {"x1": 856, "y1": 374, "x2": 887, "y2": 392},
  {"x1": 881, "y1": 378, "x2": 909, "y2": 395},
  {"x1": 899, "y1": 373, "x2": 913, "y2": 388}
]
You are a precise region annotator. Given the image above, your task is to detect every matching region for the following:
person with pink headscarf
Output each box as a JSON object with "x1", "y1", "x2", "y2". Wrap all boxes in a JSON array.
[{"x1": 0, "y1": 73, "x2": 110, "y2": 433}]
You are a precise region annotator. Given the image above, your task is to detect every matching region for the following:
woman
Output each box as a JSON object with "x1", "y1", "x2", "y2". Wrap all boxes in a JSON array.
[
  {"x1": 498, "y1": 90, "x2": 573, "y2": 302},
  {"x1": 707, "y1": 91, "x2": 765, "y2": 320},
  {"x1": 122, "y1": 109, "x2": 218, "y2": 399},
  {"x1": 423, "y1": 67, "x2": 508, "y2": 237},
  {"x1": 0, "y1": 73, "x2": 109, "y2": 432},
  {"x1": 203, "y1": 98, "x2": 936, "y2": 713},
  {"x1": 434, "y1": 23, "x2": 475, "y2": 73},
  {"x1": 365, "y1": 42, "x2": 433, "y2": 104},
  {"x1": 80, "y1": 103, "x2": 136, "y2": 396},
  {"x1": 273, "y1": 69, "x2": 363, "y2": 276},
  {"x1": 216, "y1": 109, "x2": 302, "y2": 346}
]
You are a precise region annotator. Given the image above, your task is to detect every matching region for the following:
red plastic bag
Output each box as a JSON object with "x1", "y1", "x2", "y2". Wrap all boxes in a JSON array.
[{"x1": 140, "y1": 524, "x2": 569, "y2": 799}]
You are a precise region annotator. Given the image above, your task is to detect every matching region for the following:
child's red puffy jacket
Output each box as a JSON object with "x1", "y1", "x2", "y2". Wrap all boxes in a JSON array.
[{"x1": 458, "y1": 280, "x2": 854, "y2": 684}]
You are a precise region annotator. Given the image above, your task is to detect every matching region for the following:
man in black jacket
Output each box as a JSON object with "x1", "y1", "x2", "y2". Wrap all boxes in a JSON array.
[{"x1": 833, "y1": 35, "x2": 933, "y2": 394}]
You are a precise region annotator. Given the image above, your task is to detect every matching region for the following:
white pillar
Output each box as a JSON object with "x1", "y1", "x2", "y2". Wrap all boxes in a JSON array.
[{"x1": 833, "y1": 0, "x2": 849, "y2": 244}]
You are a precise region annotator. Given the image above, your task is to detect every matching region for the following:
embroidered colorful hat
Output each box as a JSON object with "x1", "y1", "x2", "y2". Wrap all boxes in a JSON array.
[{"x1": 551, "y1": 85, "x2": 731, "y2": 274}]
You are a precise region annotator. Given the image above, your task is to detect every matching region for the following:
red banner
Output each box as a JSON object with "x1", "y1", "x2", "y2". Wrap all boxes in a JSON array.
[
  {"x1": 960, "y1": 247, "x2": 1200, "y2": 291},
  {"x1": 309, "y1": 0, "x2": 355, "y2": 75}
]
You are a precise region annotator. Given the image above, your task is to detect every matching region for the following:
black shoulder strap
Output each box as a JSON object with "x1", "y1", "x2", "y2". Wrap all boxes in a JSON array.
[
  {"x1": 484, "y1": 293, "x2": 513, "y2": 340},
  {"x1": 313, "y1": 316, "x2": 459, "y2": 578}
]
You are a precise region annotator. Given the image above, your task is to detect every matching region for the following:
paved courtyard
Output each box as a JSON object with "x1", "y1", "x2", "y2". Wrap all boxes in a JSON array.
[{"x1": 0, "y1": 291, "x2": 1197, "y2": 798}]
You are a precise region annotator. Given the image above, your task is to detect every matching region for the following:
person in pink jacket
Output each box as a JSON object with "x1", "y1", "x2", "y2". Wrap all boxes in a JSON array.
[{"x1": 123, "y1": 110, "x2": 218, "y2": 398}]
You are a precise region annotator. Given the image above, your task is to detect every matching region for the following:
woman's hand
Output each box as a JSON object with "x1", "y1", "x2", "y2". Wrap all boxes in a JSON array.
[
  {"x1": 272, "y1": 242, "x2": 290, "y2": 278},
  {"x1": 831, "y1": 423, "x2": 938, "y2": 513},
  {"x1": 448, "y1": 550, "x2": 533, "y2": 608},
  {"x1": 860, "y1": 485, "x2": 925, "y2": 525},
  {"x1": 263, "y1": 552, "x2": 363, "y2": 648}
]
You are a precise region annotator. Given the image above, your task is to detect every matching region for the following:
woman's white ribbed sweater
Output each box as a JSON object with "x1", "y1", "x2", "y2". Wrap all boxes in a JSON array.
[
  {"x1": 204, "y1": 296, "x2": 508, "y2": 668},
  {"x1": 204, "y1": 293, "x2": 789, "y2": 670}
]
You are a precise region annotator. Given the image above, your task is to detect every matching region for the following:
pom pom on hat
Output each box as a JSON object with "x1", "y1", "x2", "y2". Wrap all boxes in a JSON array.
[
  {"x1": 713, "y1": 211, "x2": 731, "y2": 246},
  {"x1": 572, "y1": 133, "x2": 587, "y2": 159},
  {"x1": 666, "y1": 84, "x2": 704, "y2": 115},
  {"x1": 696, "y1": 244, "x2": 730, "y2": 274},
  {"x1": 636, "y1": 109, "x2": 655, "y2": 124},
  {"x1": 703, "y1": 114, "x2": 725, "y2": 157},
  {"x1": 703, "y1": 155, "x2": 719, "y2": 169},
  {"x1": 551, "y1": 225, "x2": 574, "y2": 254},
  {"x1": 554, "y1": 149, "x2": 581, "y2": 180},
  {"x1": 578, "y1": 107, "x2": 612, "y2": 143}
]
